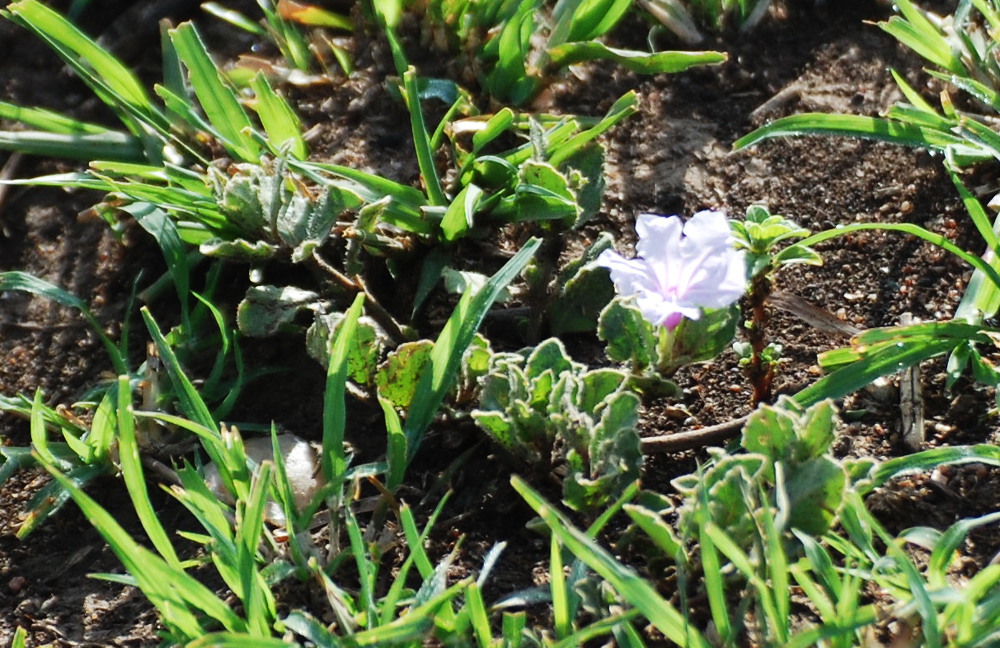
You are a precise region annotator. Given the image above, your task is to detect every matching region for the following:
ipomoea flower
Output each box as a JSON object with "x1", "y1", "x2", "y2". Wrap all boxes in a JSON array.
[{"x1": 596, "y1": 211, "x2": 747, "y2": 330}]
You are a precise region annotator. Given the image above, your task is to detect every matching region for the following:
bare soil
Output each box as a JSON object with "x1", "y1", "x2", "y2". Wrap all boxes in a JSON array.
[{"x1": 3, "y1": 0, "x2": 1000, "y2": 645}]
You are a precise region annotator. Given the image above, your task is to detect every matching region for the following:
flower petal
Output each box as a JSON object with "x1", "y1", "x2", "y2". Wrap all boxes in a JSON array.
[
  {"x1": 595, "y1": 249, "x2": 659, "y2": 298},
  {"x1": 601, "y1": 210, "x2": 747, "y2": 330},
  {"x1": 683, "y1": 210, "x2": 734, "y2": 252},
  {"x1": 635, "y1": 214, "x2": 682, "y2": 290}
]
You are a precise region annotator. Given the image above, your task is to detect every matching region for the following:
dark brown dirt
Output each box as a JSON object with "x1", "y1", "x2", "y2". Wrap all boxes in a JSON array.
[{"x1": 3, "y1": 0, "x2": 1000, "y2": 645}]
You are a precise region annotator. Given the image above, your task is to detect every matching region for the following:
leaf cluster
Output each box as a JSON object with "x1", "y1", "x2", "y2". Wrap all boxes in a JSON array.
[
  {"x1": 672, "y1": 398, "x2": 848, "y2": 545},
  {"x1": 730, "y1": 204, "x2": 821, "y2": 280},
  {"x1": 598, "y1": 296, "x2": 738, "y2": 385},
  {"x1": 472, "y1": 338, "x2": 642, "y2": 513},
  {"x1": 422, "y1": 0, "x2": 726, "y2": 106}
]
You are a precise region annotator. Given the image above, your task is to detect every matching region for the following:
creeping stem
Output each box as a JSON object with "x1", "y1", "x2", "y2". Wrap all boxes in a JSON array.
[{"x1": 745, "y1": 271, "x2": 774, "y2": 405}]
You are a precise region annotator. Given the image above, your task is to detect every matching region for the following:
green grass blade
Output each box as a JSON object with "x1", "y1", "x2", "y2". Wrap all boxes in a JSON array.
[
  {"x1": 353, "y1": 580, "x2": 468, "y2": 645},
  {"x1": 183, "y1": 634, "x2": 290, "y2": 648},
  {"x1": 734, "y1": 113, "x2": 973, "y2": 153},
  {"x1": 789, "y1": 561, "x2": 836, "y2": 621},
  {"x1": 879, "y1": 0, "x2": 962, "y2": 74},
  {"x1": 548, "y1": 91, "x2": 637, "y2": 168},
  {"x1": 865, "y1": 445, "x2": 1000, "y2": 495},
  {"x1": 29, "y1": 390, "x2": 61, "y2": 469},
  {"x1": 929, "y1": 511, "x2": 1000, "y2": 587},
  {"x1": 249, "y1": 72, "x2": 307, "y2": 159},
  {"x1": 174, "y1": 466, "x2": 236, "y2": 546},
  {"x1": 400, "y1": 238, "x2": 541, "y2": 475},
  {"x1": 344, "y1": 506, "x2": 379, "y2": 628},
  {"x1": 86, "y1": 390, "x2": 116, "y2": 462},
  {"x1": 293, "y1": 159, "x2": 427, "y2": 205},
  {"x1": 548, "y1": 612, "x2": 641, "y2": 648},
  {"x1": 502, "y1": 611, "x2": 526, "y2": 647},
  {"x1": 759, "y1": 498, "x2": 789, "y2": 643},
  {"x1": 17, "y1": 461, "x2": 105, "y2": 538},
  {"x1": 949, "y1": 166, "x2": 999, "y2": 253},
  {"x1": 323, "y1": 293, "x2": 365, "y2": 483},
  {"x1": 885, "y1": 541, "x2": 942, "y2": 648},
  {"x1": 586, "y1": 481, "x2": 640, "y2": 538},
  {"x1": 141, "y1": 307, "x2": 216, "y2": 429},
  {"x1": 782, "y1": 605, "x2": 879, "y2": 648},
  {"x1": 550, "y1": 534, "x2": 571, "y2": 639},
  {"x1": 0, "y1": 100, "x2": 112, "y2": 134},
  {"x1": 951, "y1": 168, "x2": 1000, "y2": 320},
  {"x1": 235, "y1": 462, "x2": 276, "y2": 635},
  {"x1": 697, "y1": 510, "x2": 733, "y2": 643},
  {"x1": 403, "y1": 67, "x2": 447, "y2": 207},
  {"x1": 278, "y1": 1, "x2": 352, "y2": 29},
  {"x1": 140, "y1": 307, "x2": 241, "y2": 499},
  {"x1": 0, "y1": 129, "x2": 145, "y2": 162},
  {"x1": 488, "y1": 3, "x2": 538, "y2": 105},
  {"x1": 35, "y1": 452, "x2": 246, "y2": 635},
  {"x1": 559, "y1": 0, "x2": 632, "y2": 42},
  {"x1": 624, "y1": 504, "x2": 683, "y2": 556},
  {"x1": 399, "y1": 495, "x2": 453, "y2": 580},
  {"x1": 169, "y1": 22, "x2": 260, "y2": 161},
  {"x1": 441, "y1": 183, "x2": 483, "y2": 242},
  {"x1": 115, "y1": 375, "x2": 182, "y2": 569},
  {"x1": 10, "y1": 627, "x2": 27, "y2": 648},
  {"x1": 201, "y1": 2, "x2": 268, "y2": 35},
  {"x1": 512, "y1": 476, "x2": 710, "y2": 648},
  {"x1": 124, "y1": 203, "x2": 192, "y2": 331},
  {"x1": 381, "y1": 394, "x2": 409, "y2": 490},
  {"x1": 465, "y1": 582, "x2": 494, "y2": 648},
  {"x1": 547, "y1": 42, "x2": 726, "y2": 75},
  {"x1": 794, "y1": 338, "x2": 956, "y2": 407},
  {"x1": 956, "y1": 114, "x2": 1000, "y2": 159},
  {"x1": 703, "y1": 522, "x2": 782, "y2": 633}
]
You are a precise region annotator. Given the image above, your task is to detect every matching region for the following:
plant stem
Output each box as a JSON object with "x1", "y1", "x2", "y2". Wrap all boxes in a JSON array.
[
  {"x1": 745, "y1": 272, "x2": 774, "y2": 405},
  {"x1": 654, "y1": 324, "x2": 679, "y2": 375},
  {"x1": 641, "y1": 415, "x2": 749, "y2": 454}
]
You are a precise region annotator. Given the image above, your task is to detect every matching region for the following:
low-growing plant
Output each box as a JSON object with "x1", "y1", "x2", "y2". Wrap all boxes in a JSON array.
[
  {"x1": 672, "y1": 397, "x2": 851, "y2": 545},
  {"x1": 0, "y1": 0, "x2": 308, "y2": 165},
  {"x1": 472, "y1": 337, "x2": 642, "y2": 514},
  {"x1": 520, "y1": 397, "x2": 1000, "y2": 647},
  {"x1": 595, "y1": 210, "x2": 746, "y2": 394},
  {"x1": 413, "y1": 0, "x2": 727, "y2": 107},
  {"x1": 731, "y1": 204, "x2": 821, "y2": 404},
  {"x1": 28, "y1": 303, "x2": 651, "y2": 645},
  {"x1": 639, "y1": 0, "x2": 773, "y2": 44}
]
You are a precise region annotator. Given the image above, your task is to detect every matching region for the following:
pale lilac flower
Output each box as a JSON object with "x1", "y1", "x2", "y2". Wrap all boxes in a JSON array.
[{"x1": 597, "y1": 211, "x2": 747, "y2": 330}]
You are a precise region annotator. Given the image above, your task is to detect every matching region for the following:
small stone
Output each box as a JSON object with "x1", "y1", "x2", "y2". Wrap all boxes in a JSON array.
[
  {"x1": 930, "y1": 467, "x2": 949, "y2": 487},
  {"x1": 863, "y1": 376, "x2": 897, "y2": 403},
  {"x1": 203, "y1": 432, "x2": 325, "y2": 526},
  {"x1": 14, "y1": 598, "x2": 37, "y2": 614},
  {"x1": 8, "y1": 575, "x2": 26, "y2": 594},
  {"x1": 934, "y1": 422, "x2": 956, "y2": 436}
]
